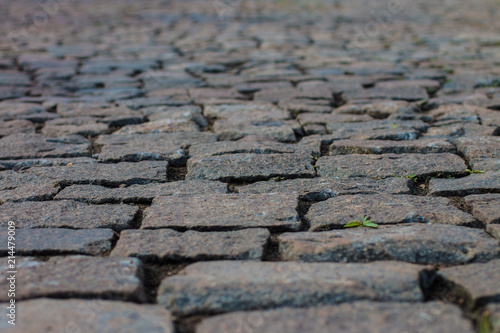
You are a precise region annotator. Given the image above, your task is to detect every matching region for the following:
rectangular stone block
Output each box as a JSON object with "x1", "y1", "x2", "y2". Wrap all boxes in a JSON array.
[
  {"x1": 429, "y1": 172, "x2": 500, "y2": 196},
  {"x1": 329, "y1": 139, "x2": 456, "y2": 155},
  {"x1": 142, "y1": 193, "x2": 300, "y2": 231}
]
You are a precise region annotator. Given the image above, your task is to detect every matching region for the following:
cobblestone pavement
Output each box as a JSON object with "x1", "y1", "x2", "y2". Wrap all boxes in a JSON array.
[{"x1": 0, "y1": 0, "x2": 500, "y2": 332}]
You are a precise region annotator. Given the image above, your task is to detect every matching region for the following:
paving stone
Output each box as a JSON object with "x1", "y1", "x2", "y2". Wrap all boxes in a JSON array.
[
  {"x1": 23, "y1": 161, "x2": 167, "y2": 186},
  {"x1": 0, "y1": 256, "x2": 146, "y2": 302},
  {"x1": 0, "y1": 133, "x2": 90, "y2": 160},
  {"x1": 111, "y1": 228, "x2": 270, "y2": 261},
  {"x1": 306, "y1": 194, "x2": 476, "y2": 231},
  {"x1": 470, "y1": 158, "x2": 500, "y2": 172},
  {"x1": 113, "y1": 118, "x2": 200, "y2": 134},
  {"x1": 142, "y1": 193, "x2": 300, "y2": 231},
  {"x1": 280, "y1": 100, "x2": 334, "y2": 114},
  {"x1": 423, "y1": 123, "x2": 497, "y2": 139},
  {"x1": 317, "y1": 153, "x2": 467, "y2": 179},
  {"x1": 455, "y1": 137, "x2": 500, "y2": 166},
  {"x1": 196, "y1": 301, "x2": 474, "y2": 333},
  {"x1": 186, "y1": 153, "x2": 315, "y2": 182},
  {"x1": 346, "y1": 86, "x2": 428, "y2": 101},
  {"x1": 41, "y1": 116, "x2": 110, "y2": 137},
  {"x1": 203, "y1": 103, "x2": 285, "y2": 119},
  {"x1": 0, "y1": 170, "x2": 61, "y2": 203},
  {"x1": 429, "y1": 172, "x2": 500, "y2": 196},
  {"x1": 327, "y1": 119, "x2": 429, "y2": 134},
  {"x1": 213, "y1": 118, "x2": 301, "y2": 142},
  {"x1": 238, "y1": 177, "x2": 411, "y2": 201},
  {"x1": 96, "y1": 132, "x2": 217, "y2": 165},
  {"x1": 188, "y1": 141, "x2": 317, "y2": 159},
  {"x1": 329, "y1": 138, "x2": 456, "y2": 155},
  {"x1": 296, "y1": 112, "x2": 373, "y2": 126},
  {"x1": 141, "y1": 105, "x2": 207, "y2": 127},
  {"x1": 55, "y1": 181, "x2": 227, "y2": 204},
  {"x1": 279, "y1": 224, "x2": 500, "y2": 264},
  {"x1": 464, "y1": 193, "x2": 500, "y2": 225},
  {"x1": 0, "y1": 157, "x2": 96, "y2": 170},
  {"x1": 0, "y1": 103, "x2": 55, "y2": 122},
  {"x1": 0, "y1": 299, "x2": 174, "y2": 333},
  {"x1": 0, "y1": 228, "x2": 115, "y2": 256},
  {"x1": 334, "y1": 100, "x2": 416, "y2": 118},
  {"x1": 0, "y1": 119, "x2": 35, "y2": 137},
  {"x1": 56, "y1": 104, "x2": 143, "y2": 126},
  {"x1": 437, "y1": 259, "x2": 500, "y2": 307},
  {"x1": 158, "y1": 260, "x2": 424, "y2": 316},
  {"x1": 483, "y1": 303, "x2": 500, "y2": 333},
  {"x1": 0, "y1": 200, "x2": 138, "y2": 230}
]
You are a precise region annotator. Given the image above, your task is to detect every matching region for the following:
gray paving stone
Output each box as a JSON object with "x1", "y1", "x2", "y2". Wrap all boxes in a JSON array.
[
  {"x1": 188, "y1": 141, "x2": 317, "y2": 159},
  {"x1": 96, "y1": 132, "x2": 217, "y2": 165},
  {"x1": 0, "y1": 119, "x2": 35, "y2": 137},
  {"x1": 0, "y1": 256, "x2": 145, "y2": 302},
  {"x1": 23, "y1": 161, "x2": 167, "y2": 186},
  {"x1": 429, "y1": 172, "x2": 500, "y2": 196},
  {"x1": 306, "y1": 194, "x2": 476, "y2": 231},
  {"x1": 238, "y1": 177, "x2": 411, "y2": 201},
  {"x1": 455, "y1": 137, "x2": 500, "y2": 170},
  {"x1": 0, "y1": 228, "x2": 115, "y2": 256},
  {"x1": 112, "y1": 118, "x2": 199, "y2": 134},
  {"x1": 317, "y1": 153, "x2": 467, "y2": 179},
  {"x1": 55, "y1": 181, "x2": 228, "y2": 204},
  {"x1": 279, "y1": 224, "x2": 500, "y2": 264},
  {"x1": 196, "y1": 301, "x2": 474, "y2": 333},
  {"x1": 0, "y1": 157, "x2": 96, "y2": 170},
  {"x1": 142, "y1": 193, "x2": 300, "y2": 231},
  {"x1": 158, "y1": 260, "x2": 424, "y2": 316},
  {"x1": 203, "y1": 103, "x2": 285, "y2": 119},
  {"x1": 326, "y1": 119, "x2": 429, "y2": 135},
  {"x1": 0, "y1": 200, "x2": 138, "y2": 230},
  {"x1": 437, "y1": 259, "x2": 500, "y2": 307},
  {"x1": 0, "y1": 133, "x2": 90, "y2": 160},
  {"x1": 470, "y1": 158, "x2": 500, "y2": 172},
  {"x1": 111, "y1": 228, "x2": 270, "y2": 261},
  {"x1": 346, "y1": 86, "x2": 428, "y2": 101},
  {"x1": 186, "y1": 153, "x2": 315, "y2": 182},
  {"x1": 213, "y1": 118, "x2": 301, "y2": 142},
  {"x1": 41, "y1": 117, "x2": 109, "y2": 137},
  {"x1": 296, "y1": 112, "x2": 373, "y2": 126},
  {"x1": 334, "y1": 100, "x2": 416, "y2": 118},
  {"x1": 465, "y1": 194, "x2": 500, "y2": 225},
  {"x1": 329, "y1": 139, "x2": 456, "y2": 155},
  {"x1": 0, "y1": 299, "x2": 174, "y2": 333},
  {"x1": 0, "y1": 170, "x2": 61, "y2": 203}
]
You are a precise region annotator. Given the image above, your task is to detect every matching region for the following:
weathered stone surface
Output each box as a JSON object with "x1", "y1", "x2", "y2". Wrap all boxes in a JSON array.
[
  {"x1": 111, "y1": 228, "x2": 270, "y2": 261},
  {"x1": 213, "y1": 118, "x2": 301, "y2": 142},
  {"x1": 196, "y1": 301, "x2": 474, "y2": 333},
  {"x1": 23, "y1": 161, "x2": 167, "y2": 186},
  {"x1": 158, "y1": 261, "x2": 424, "y2": 316},
  {"x1": 455, "y1": 137, "x2": 500, "y2": 161},
  {"x1": 437, "y1": 259, "x2": 500, "y2": 307},
  {"x1": 113, "y1": 118, "x2": 199, "y2": 134},
  {"x1": 306, "y1": 194, "x2": 476, "y2": 231},
  {"x1": 188, "y1": 141, "x2": 317, "y2": 159},
  {"x1": 41, "y1": 117, "x2": 109, "y2": 137},
  {"x1": 429, "y1": 172, "x2": 500, "y2": 196},
  {"x1": 0, "y1": 103, "x2": 55, "y2": 122},
  {"x1": 96, "y1": 132, "x2": 217, "y2": 165},
  {"x1": 326, "y1": 120, "x2": 428, "y2": 140},
  {"x1": 0, "y1": 256, "x2": 146, "y2": 302},
  {"x1": 470, "y1": 158, "x2": 500, "y2": 172},
  {"x1": 0, "y1": 157, "x2": 96, "y2": 170},
  {"x1": 0, "y1": 119, "x2": 35, "y2": 137},
  {"x1": 186, "y1": 153, "x2": 315, "y2": 182},
  {"x1": 0, "y1": 133, "x2": 90, "y2": 160},
  {"x1": 346, "y1": 86, "x2": 428, "y2": 101},
  {"x1": 317, "y1": 153, "x2": 467, "y2": 179},
  {"x1": 142, "y1": 193, "x2": 300, "y2": 231},
  {"x1": 329, "y1": 139, "x2": 456, "y2": 155},
  {"x1": 238, "y1": 177, "x2": 411, "y2": 201},
  {"x1": 488, "y1": 224, "x2": 500, "y2": 240},
  {"x1": 55, "y1": 181, "x2": 227, "y2": 204},
  {"x1": 0, "y1": 170, "x2": 61, "y2": 203},
  {"x1": 0, "y1": 200, "x2": 138, "y2": 230},
  {"x1": 296, "y1": 112, "x2": 373, "y2": 126},
  {"x1": 465, "y1": 193, "x2": 500, "y2": 225},
  {"x1": 279, "y1": 224, "x2": 500, "y2": 264},
  {"x1": 0, "y1": 299, "x2": 174, "y2": 333},
  {"x1": 203, "y1": 103, "x2": 285, "y2": 119},
  {"x1": 0, "y1": 228, "x2": 115, "y2": 255},
  {"x1": 334, "y1": 100, "x2": 416, "y2": 118}
]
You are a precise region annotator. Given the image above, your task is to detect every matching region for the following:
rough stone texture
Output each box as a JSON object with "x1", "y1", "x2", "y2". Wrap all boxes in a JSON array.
[
  {"x1": 0, "y1": 256, "x2": 146, "y2": 302},
  {"x1": 142, "y1": 193, "x2": 300, "y2": 231},
  {"x1": 0, "y1": 133, "x2": 90, "y2": 160},
  {"x1": 279, "y1": 224, "x2": 500, "y2": 264},
  {"x1": 488, "y1": 224, "x2": 500, "y2": 240},
  {"x1": 111, "y1": 228, "x2": 270, "y2": 261},
  {"x1": 329, "y1": 139, "x2": 456, "y2": 155},
  {"x1": 0, "y1": 299, "x2": 174, "y2": 333},
  {"x1": 0, "y1": 119, "x2": 36, "y2": 137},
  {"x1": 437, "y1": 259, "x2": 500, "y2": 307},
  {"x1": 41, "y1": 116, "x2": 110, "y2": 137},
  {"x1": 429, "y1": 172, "x2": 500, "y2": 196},
  {"x1": 326, "y1": 120, "x2": 429, "y2": 137},
  {"x1": 317, "y1": 154, "x2": 467, "y2": 179},
  {"x1": 0, "y1": 170, "x2": 61, "y2": 203},
  {"x1": 0, "y1": 228, "x2": 115, "y2": 255},
  {"x1": 158, "y1": 261, "x2": 424, "y2": 316},
  {"x1": 96, "y1": 132, "x2": 217, "y2": 165},
  {"x1": 455, "y1": 137, "x2": 500, "y2": 172},
  {"x1": 196, "y1": 302, "x2": 474, "y2": 333},
  {"x1": 238, "y1": 177, "x2": 411, "y2": 201},
  {"x1": 213, "y1": 118, "x2": 301, "y2": 142},
  {"x1": 464, "y1": 193, "x2": 500, "y2": 225},
  {"x1": 0, "y1": 200, "x2": 138, "y2": 230},
  {"x1": 188, "y1": 141, "x2": 317, "y2": 159},
  {"x1": 22, "y1": 161, "x2": 167, "y2": 186},
  {"x1": 55, "y1": 181, "x2": 228, "y2": 204},
  {"x1": 0, "y1": 157, "x2": 97, "y2": 170},
  {"x1": 112, "y1": 118, "x2": 199, "y2": 134},
  {"x1": 306, "y1": 194, "x2": 476, "y2": 231},
  {"x1": 186, "y1": 153, "x2": 315, "y2": 182}
]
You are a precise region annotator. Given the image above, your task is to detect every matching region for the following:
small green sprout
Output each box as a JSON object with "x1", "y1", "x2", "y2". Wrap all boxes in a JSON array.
[
  {"x1": 405, "y1": 174, "x2": 418, "y2": 182},
  {"x1": 392, "y1": 123, "x2": 398, "y2": 128},
  {"x1": 466, "y1": 169, "x2": 485, "y2": 174},
  {"x1": 270, "y1": 176, "x2": 285, "y2": 182},
  {"x1": 344, "y1": 216, "x2": 378, "y2": 229}
]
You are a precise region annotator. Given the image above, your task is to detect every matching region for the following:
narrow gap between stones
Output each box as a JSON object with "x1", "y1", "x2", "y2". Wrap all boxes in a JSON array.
[
  {"x1": 142, "y1": 262, "x2": 189, "y2": 304},
  {"x1": 174, "y1": 314, "x2": 209, "y2": 333},
  {"x1": 296, "y1": 199, "x2": 313, "y2": 231},
  {"x1": 167, "y1": 166, "x2": 187, "y2": 182},
  {"x1": 262, "y1": 233, "x2": 282, "y2": 261}
]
